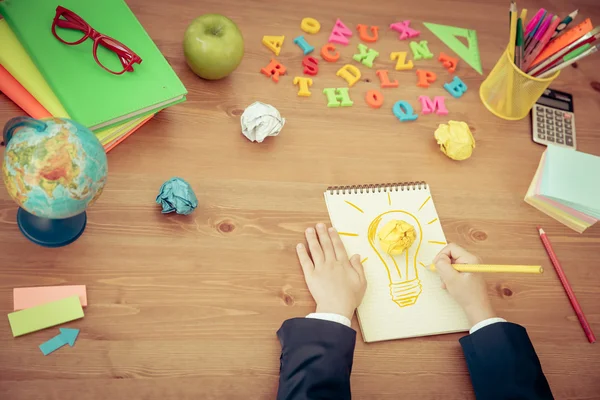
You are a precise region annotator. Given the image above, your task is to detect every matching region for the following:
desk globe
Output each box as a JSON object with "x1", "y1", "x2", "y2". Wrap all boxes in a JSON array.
[{"x1": 2, "y1": 117, "x2": 107, "y2": 247}]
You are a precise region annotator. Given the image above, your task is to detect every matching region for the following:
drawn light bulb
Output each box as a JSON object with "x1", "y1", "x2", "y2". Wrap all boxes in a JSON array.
[{"x1": 367, "y1": 211, "x2": 423, "y2": 307}]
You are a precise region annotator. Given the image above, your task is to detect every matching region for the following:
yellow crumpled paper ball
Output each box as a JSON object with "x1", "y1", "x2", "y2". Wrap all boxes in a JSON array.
[
  {"x1": 377, "y1": 220, "x2": 416, "y2": 255},
  {"x1": 434, "y1": 120, "x2": 476, "y2": 161}
]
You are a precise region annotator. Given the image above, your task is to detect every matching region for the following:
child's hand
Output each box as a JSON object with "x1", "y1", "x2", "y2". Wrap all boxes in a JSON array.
[
  {"x1": 296, "y1": 223, "x2": 367, "y2": 320},
  {"x1": 433, "y1": 243, "x2": 496, "y2": 326}
]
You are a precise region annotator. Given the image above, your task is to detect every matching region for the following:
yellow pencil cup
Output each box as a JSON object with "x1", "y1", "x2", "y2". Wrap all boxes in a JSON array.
[{"x1": 479, "y1": 48, "x2": 559, "y2": 120}]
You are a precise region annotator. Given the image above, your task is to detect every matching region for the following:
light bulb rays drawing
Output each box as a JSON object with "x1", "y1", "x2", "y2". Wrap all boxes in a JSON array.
[
  {"x1": 337, "y1": 195, "x2": 447, "y2": 308},
  {"x1": 368, "y1": 211, "x2": 423, "y2": 307}
]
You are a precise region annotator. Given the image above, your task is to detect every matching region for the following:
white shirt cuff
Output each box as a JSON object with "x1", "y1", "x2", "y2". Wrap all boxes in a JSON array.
[
  {"x1": 469, "y1": 317, "x2": 507, "y2": 334},
  {"x1": 306, "y1": 313, "x2": 351, "y2": 328}
]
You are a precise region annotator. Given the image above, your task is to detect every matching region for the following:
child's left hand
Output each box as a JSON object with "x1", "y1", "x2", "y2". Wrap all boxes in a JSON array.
[{"x1": 296, "y1": 223, "x2": 367, "y2": 320}]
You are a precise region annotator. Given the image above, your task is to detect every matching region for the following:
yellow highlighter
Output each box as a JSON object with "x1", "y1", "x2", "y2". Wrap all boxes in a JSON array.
[{"x1": 426, "y1": 264, "x2": 544, "y2": 274}]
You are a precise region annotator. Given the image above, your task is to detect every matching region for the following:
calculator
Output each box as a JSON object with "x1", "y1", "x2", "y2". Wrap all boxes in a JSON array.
[{"x1": 531, "y1": 88, "x2": 576, "y2": 149}]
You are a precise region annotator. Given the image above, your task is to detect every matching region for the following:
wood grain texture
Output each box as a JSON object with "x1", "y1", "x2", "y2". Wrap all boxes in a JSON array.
[{"x1": 1, "y1": 0, "x2": 600, "y2": 398}]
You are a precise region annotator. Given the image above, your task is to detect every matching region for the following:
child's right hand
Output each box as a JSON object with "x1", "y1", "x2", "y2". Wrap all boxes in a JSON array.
[{"x1": 433, "y1": 243, "x2": 497, "y2": 326}]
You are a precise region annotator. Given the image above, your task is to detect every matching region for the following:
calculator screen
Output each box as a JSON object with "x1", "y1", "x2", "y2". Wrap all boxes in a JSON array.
[{"x1": 538, "y1": 97, "x2": 570, "y2": 111}]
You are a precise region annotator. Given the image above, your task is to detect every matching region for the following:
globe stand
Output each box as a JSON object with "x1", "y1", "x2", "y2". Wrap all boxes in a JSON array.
[{"x1": 17, "y1": 208, "x2": 87, "y2": 248}]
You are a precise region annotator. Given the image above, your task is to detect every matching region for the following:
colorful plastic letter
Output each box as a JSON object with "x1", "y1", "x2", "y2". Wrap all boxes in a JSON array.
[
  {"x1": 329, "y1": 18, "x2": 353, "y2": 45},
  {"x1": 352, "y1": 44, "x2": 379, "y2": 68},
  {"x1": 439, "y1": 52, "x2": 459, "y2": 73},
  {"x1": 416, "y1": 70, "x2": 437, "y2": 88},
  {"x1": 262, "y1": 36, "x2": 285, "y2": 56},
  {"x1": 323, "y1": 88, "x2": 353, "y2": 107},
  {"x1": 365, "y1": 90, "x2": 384, "y2": 108},
  {"x1": 321, "y1": 44, "x2": 340, "y2": 62},
  {"x1": 392, "y1": 100, "x2": 418, "y2": 121},
  {"x1": 302, "y1": 56, "x2": 319, "y2": 75},
  {"x1": 294, "y1": 77, "x2": 313, "y2": 97},
  {"x1": 336, "y1": 64, "x2": 361, "y2": 87},
  {"x1": 389, "y1": 20, "x2": 420, "y2": 40},
  {"x1": 409, "y1": 40, "x2": 433, "y2": 60},
  {"x1": 260, "y1": 58, "x2": 287, "y2": 82},
  {"x1": 357, "y1": 24, "x2": 379, "y2": 42},
  {"x1": 301, "y1": 17, "x2": 321, "y2": 34},
  {"x1": 444, "y1": 76, "x2": 468, "y2": 98},
  {"x1": 293, "y1": 35, "x2": 315, "y2": 55},
  {"x1": 375, "y1": 70, "x2": 399, "y2": 88},
  {"x1": 390, "y1": 52, "x2": 414, "y2": 71},
  {"x1": 419, "y1": 96, "x2": 448, "y2": 115}
]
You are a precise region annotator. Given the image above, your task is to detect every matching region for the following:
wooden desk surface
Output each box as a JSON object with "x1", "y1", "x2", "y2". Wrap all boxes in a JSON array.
[{"x1": 1, "y1": 0, "x2": 600, "y2": 398}]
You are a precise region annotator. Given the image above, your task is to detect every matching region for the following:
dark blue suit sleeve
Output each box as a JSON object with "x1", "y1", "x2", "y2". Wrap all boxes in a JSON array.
[
  {"x1": 460, "y1": 322, "x2": 554, "y2": 400},
  {"x1": 276, "y1": 318, "x2": 355, "y2": 400}
]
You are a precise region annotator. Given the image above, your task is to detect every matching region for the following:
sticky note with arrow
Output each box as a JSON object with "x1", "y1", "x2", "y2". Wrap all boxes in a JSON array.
[{"x1": 39, "y1": 328, "x2": 79, "y2": 356}]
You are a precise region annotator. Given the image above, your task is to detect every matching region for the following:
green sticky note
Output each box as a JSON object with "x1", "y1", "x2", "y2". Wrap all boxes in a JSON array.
[{"x1": 8, "y1": 295, "x2": 84, "y2": 337}]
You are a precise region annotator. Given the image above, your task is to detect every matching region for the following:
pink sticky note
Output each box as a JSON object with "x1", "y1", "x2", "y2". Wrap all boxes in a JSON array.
[{"x1": 13, "y1": 285, "x2": 87, "y2": 311}]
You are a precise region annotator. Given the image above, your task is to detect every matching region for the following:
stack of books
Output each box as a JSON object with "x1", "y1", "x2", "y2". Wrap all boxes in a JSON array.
[
  {"x1": 0, "y1": 0, "x2": 187, "y2": 152},
  {"x1": 525, "y1": 145, "x2": 600, "y2": 233}
]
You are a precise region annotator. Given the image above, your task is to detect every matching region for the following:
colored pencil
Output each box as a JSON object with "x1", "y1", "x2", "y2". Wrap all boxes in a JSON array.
[
  {"x1": 553, "y1": 9, "x2": 579, "y2": 39},
  {"x1": 538, "y1": 43, "x2": 600, "y2": 77},
  {"x1": 522, "y1": 16, "x2": 560, "y2": 70},
  {"x1": 520, "y1": 8, "x2": 528, "y2": 24},
  {"x1": 426, "y1": 264, "x2": 543, "y2": 274},
  {"x1": 528, "y1": 27, "x2": 600, "y2": 74},
  {"x1": 538, "y1": 227, "x2": 596, "y2": 343}
]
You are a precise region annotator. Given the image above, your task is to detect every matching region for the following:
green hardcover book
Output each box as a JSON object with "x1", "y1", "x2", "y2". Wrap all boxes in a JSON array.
[{"x1": 0, "y1": 0, "x2": 187, "y2": 130}]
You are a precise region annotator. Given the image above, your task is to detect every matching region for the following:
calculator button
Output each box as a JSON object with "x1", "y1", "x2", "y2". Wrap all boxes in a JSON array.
[
  {"x1": 539, "y1": 128, "x2": 545, "y2": 134},
  {"x1": 538, "y1": 134, "x2": 545, "y2": 140},
  {"x1": 547, "y1": 119, "x2": 553, "y2": 125},
  {"x1": 537, "y1": 116, "x2": 544, "y2": 123},
  {"x1": 557, "y1": 132, "x2": 564, "y2": 138},
  {"x1": 565, "y1": 129, "x2": 572, "y2": 135},
  {"x1": 557, "y1": 138, "x2": 564, "y2": 144},
  {"x1": 556, "y1": 127, "x2": 563, "y2": 133},
  {"x1": 536, "y1": 106, "x2": 543, "y2": 111},
  {"x1": 566, "y1": 136, "x2": 574, "y2": 146},
  {"x1": 555, "y1": 110, "x2": 562, "y2": 116},
  {"x1": 547, "y1": 136, "x2": 555, "y2": 142},
  {"x1": 564, "y1": 113, "x2": 572, "y2": 120},
  {"x1": 556, "y1": 120, "x2": 563, "y2": 126}
]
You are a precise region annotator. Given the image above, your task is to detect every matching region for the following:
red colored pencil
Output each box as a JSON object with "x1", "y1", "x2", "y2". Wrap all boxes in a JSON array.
[{"x1": 538, "y1": 227, "x2": 596, "y2": 343}]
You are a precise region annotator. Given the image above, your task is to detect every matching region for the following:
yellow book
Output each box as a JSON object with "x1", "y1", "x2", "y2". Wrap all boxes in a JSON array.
[
  {"x1": 0, "y1": 19, "x2": 69, "y2": 117},
  {"x1": 0, "y1": 20, "x2": 149, "y2": 146}
]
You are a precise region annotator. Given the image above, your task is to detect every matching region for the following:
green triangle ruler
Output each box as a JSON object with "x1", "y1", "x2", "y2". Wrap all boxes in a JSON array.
[{"x1": 423, "y1": 22, "x2": 483, "y2": 74}]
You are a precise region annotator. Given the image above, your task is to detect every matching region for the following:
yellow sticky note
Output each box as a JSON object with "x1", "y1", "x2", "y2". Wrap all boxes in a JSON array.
[{"x1": 8, "y1": 295, "x2": 84, "y2": 337}]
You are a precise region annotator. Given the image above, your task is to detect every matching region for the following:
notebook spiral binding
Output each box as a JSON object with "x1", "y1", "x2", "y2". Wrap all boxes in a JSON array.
[{"x1": 327, "y1": 181, "x2": 428, "y2": 195}]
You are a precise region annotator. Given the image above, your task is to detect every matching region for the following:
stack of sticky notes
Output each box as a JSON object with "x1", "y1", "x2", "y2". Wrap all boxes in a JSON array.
[
  {"x1": 0, "y1": 0, "x2": 187, "y2": 153},
  {"x1": 525, "y1": 145, "x2": 600, "y2": 233},
  {"x1": 8, "y1": 285, "x2": 87, "y2": 337}
]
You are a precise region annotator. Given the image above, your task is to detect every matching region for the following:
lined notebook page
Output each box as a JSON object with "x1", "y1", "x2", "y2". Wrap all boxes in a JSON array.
[{"x1": 324, "y1": 184, "x2": 469, "y2": 342}]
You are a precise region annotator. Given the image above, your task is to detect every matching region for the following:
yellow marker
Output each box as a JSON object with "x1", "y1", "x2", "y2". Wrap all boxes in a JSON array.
[
  {"x1": 336, "y1": 64, "x2": 361, "y2": 87},
  {"x1": 293, "y1": 76, "x2": 313, "y2": 96},
  {"x1": 390, "y1": 51, "x2": 414, "y2": 70},
  {"x1": 262, "y1": 35, "x2": 285, "y2": 56},
  {"x1": 425, "y1": 264, "x2": 544, "y2": 274}
]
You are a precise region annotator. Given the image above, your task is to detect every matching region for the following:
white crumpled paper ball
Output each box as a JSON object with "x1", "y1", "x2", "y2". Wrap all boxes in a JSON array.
[{"x1": 240, "y1": 102, "x2": 285, "y2": 143}]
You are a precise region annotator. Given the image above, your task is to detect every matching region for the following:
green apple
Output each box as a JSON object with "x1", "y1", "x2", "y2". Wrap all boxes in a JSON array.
[{"x1": 183, "y1": 14, "x2": 244, "y2": 80}]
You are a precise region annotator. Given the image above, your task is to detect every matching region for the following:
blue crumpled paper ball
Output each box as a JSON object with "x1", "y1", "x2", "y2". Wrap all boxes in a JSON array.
[{"x1": 156, "y1": 177, "x2": 198, "y2": 215}]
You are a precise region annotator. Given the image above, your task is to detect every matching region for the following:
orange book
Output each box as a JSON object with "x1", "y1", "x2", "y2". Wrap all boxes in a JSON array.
[
  {"x1": 104, "y1": 114, "x2": 154, "y2": 153},
  {"x1": 0, "y1": 64, "x2": 51, "y2": 119},
  {"x1": 532, "y1": 18, "x2": 593, "y2": 65}
]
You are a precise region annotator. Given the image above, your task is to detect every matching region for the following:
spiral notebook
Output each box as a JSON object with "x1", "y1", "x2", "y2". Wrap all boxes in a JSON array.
[{"x1": 324, "y1": 182, "x2": 470, "y2": 343}]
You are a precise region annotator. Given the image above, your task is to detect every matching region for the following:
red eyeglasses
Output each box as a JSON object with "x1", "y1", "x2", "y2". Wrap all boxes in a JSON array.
[{"x1": 51, "y1": 6, "x2": 142, "y2": 75}]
